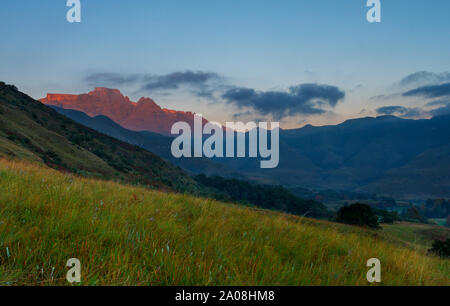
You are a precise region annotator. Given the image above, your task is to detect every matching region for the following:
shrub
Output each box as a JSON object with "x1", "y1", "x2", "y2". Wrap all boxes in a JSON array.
[
  {"x1": 428, "y1": 239, "x2": 450, "y2": 258},
  {"x1": 336, "y1": 203, "x2": 380, "y2": 229}
]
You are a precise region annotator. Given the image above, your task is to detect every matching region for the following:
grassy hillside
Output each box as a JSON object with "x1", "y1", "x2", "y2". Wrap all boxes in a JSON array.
[
  {"x1": 0, "y1": 159, "x2": 448, "y2": 285},
  {"x1": 382, "y1": 222, "x2": 450, "y2": 252},
  {"x1": 0, "y1": 82, "x2": 197, "y2": 192}
]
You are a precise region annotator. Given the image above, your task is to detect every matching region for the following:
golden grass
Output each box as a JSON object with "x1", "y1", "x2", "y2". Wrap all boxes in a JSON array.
[{"x1": 0, "y1": 159, "x2": 448, "y2": 286}]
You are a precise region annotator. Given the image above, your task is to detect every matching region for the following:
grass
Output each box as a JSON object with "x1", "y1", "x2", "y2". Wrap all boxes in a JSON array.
[
  {"x1": 382, "y1": 222, "x2": 450, "y2": 252},
  {"x1": 0, "y1": 159, "x2": 448, "y2": 286}
]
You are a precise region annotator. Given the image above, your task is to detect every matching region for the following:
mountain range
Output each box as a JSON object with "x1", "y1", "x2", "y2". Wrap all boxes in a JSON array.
[
  {"x1": 40, "y1": 87, "x2": 207, "y2": 136},
  {"x1": 41, "y1": 87, "x2": 450, "y2": 199}
]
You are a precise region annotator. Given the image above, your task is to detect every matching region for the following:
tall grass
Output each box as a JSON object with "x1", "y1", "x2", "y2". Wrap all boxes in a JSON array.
[{"x1": 0, "y1": 159, "x2": 448, "y2": 285}]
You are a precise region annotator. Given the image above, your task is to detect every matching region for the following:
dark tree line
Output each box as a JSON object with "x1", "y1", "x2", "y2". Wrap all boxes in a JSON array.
[{"x1": 195, "y1": 174, "x2": 329, "y2": 218}]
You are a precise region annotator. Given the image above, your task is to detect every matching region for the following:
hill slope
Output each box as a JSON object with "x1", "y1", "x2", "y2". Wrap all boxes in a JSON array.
[
  {"x1": 0, "y1": 82, "x2": 198, "y2": 192},
  {"x1": 0, "y1": 159, "x2": 448, "y2": 285}
]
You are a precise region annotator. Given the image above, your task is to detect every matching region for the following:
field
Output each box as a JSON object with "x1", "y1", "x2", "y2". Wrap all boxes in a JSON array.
[{"x1": 0, "y1": 159, "x2": 448, "y2": 286}]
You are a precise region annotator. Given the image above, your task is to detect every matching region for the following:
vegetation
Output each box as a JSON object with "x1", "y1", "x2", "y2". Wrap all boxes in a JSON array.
[
  {"x1": 336, "y1": 203, "x2": 380, "y2": 229},
  {"x1": 429, "y1": 239, "x2": 450, "y2": 258},
  {"x1": 0, "y1": 159, "x2": 448, "y2": 286},
  {"x1": 195, "y1": 174, "x2": 329, "y2": 218},
  {"x1": 419, "y1": 199, "x2": 450, "y2": 219},
  {"x1": 403, "y1": 207, "x2": 429, "y2": 224}
]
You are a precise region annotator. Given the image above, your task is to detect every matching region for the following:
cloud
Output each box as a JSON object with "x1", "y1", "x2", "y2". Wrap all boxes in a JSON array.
[
  {"x1": 376, "y1": 106, "x2": 407, "y2": 115},
  {"x1": 222, "y1": 84, "x2": 345, "y2": 120},
  {"x1": 369, "y1": 93, "x2": 401, "y2": 101},
  {"x1": 375, "y1": 105, "x2": 425, "y2": 118},
  {"x1": 85, "y1": 72, "x2": 140, "y2": 86},
  {"x1": 426, "y1": 99, "x2": 450, "y2": 107},
  {"x1": 430, "y1": 102, "x2": 450, "y2": 117},
  {"x1": 403, "y1": 82, "x2": 450, "y2": 98},
  {"x1": 397, "y1": 71, "x2": 450, "y2": 88},
  {"x1": 84, "y1": 71, "x2": 222, "y2": 96},
  {"x1": 140, "y1": 71, "x2": 221, "y2": 91}
]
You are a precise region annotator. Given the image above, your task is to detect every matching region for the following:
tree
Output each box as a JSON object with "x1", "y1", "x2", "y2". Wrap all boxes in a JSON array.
[
  {"x1": 428, "y1": 239, "x2": 450, "y2": 258},
  {"x1": 336, "y1": 203, "x2": 380, "y2": 229}
]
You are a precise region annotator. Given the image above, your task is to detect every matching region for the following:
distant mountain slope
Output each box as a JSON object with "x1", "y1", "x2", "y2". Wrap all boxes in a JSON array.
[
  {"x1": 0, "y1": 82, "x2": 198, "y2": 192},
  {"x1": 278, "y1": 115, "x2": 450, "y2": 198},
  {"x1": 50, "y1": 106, "x2": 238, "y2": 177},
  {"x1": 40, "y1": 87, "x2": 208, "y2": 135}
]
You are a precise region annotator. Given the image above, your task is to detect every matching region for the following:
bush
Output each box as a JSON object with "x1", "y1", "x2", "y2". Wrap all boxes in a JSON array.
[
  {"x1": 428, "y1": 238, "x2": 450, "y2": 258},
  {"x1": 336, "y1": 203, "x2": 380, "y2": 229}
]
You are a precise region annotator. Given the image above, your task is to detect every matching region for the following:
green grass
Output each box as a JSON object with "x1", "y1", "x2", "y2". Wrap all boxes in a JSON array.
[
  {"x1": 382, "y1": 222, "x2": 450, "y2": 251},
  {"x1": 0, "y1": 159, "x2": 448, "y2": 286}
]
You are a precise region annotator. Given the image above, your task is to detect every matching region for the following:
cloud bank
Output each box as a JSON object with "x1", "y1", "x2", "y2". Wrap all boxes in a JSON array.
[{"x1": 222, "y1": 84, "x2": 345, "y2": 120}]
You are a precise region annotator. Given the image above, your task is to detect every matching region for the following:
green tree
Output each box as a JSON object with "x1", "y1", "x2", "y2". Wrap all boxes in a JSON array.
[{"x1": 336, "y1": 203, "x2": 380, "y2": 229}]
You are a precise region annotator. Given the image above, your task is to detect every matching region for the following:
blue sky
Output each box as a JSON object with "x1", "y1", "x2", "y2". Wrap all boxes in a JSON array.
[{"x1": 1, "y1": 0, "x2": 450, "y2": 127}]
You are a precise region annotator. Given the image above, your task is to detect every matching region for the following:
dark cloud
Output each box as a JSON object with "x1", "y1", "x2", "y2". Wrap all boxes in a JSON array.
[
  {"x1": 84, "y1": 71, "x2": 222, "y2": 95},
  {"x1": 140, "y1": 71, "x2": 220, "y2": 91},
  {"x1": 376, "y1": 106, "x2": 408, "y2": 115},
  {"x1": 222, "y1": 83, "x2": 345, "y2": 120},
  {"x1": 397, "y1": 71, "x2": 450, "y2": 88},
  {"x1": 376, "y1": 105, "x2": 425, "y2": 118},
  {"x1": 85, "y1": 72, "x2": 140, "y2": 86},
  {"x1": 403, "y1": 83, "x2": 450, "y2": 98}
]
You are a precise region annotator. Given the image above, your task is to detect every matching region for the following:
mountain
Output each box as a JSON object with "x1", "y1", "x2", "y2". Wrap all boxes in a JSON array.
[
  {"x1": 0, "y1": 82, "x2": 198, "y2": 192},
  {"x1": 50, "y1": 106, "x2": 238, "y2": 177},
  {"x1": 277, "y1": 115, "x2": 450, "y2": 198},
  {"x1": 213, "y1": 115, "x2": 450, "y2": 198},
  {"x1": 40, "y1": 87, "x2": 208, "y2": 135}
]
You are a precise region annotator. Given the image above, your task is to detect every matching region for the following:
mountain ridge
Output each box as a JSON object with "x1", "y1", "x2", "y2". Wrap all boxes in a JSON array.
[{"x1": 40, "y1": 87, "x2": 208, "y2": 135}]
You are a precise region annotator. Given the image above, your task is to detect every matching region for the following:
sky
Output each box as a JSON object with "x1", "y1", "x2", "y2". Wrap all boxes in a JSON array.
[{"x1": 1, "y1": 0, "x2": 450, "y2": 128}]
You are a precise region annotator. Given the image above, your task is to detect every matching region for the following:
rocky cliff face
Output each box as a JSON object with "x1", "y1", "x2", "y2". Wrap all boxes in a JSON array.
[{"x1": 40, "y1": 88, "x2": 207, "y2": 135}]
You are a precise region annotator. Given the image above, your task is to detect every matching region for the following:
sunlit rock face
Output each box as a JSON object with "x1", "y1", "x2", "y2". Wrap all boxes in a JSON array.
[{"x1": 40, "y1": 88, "x2": 208, "y2": 135}]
